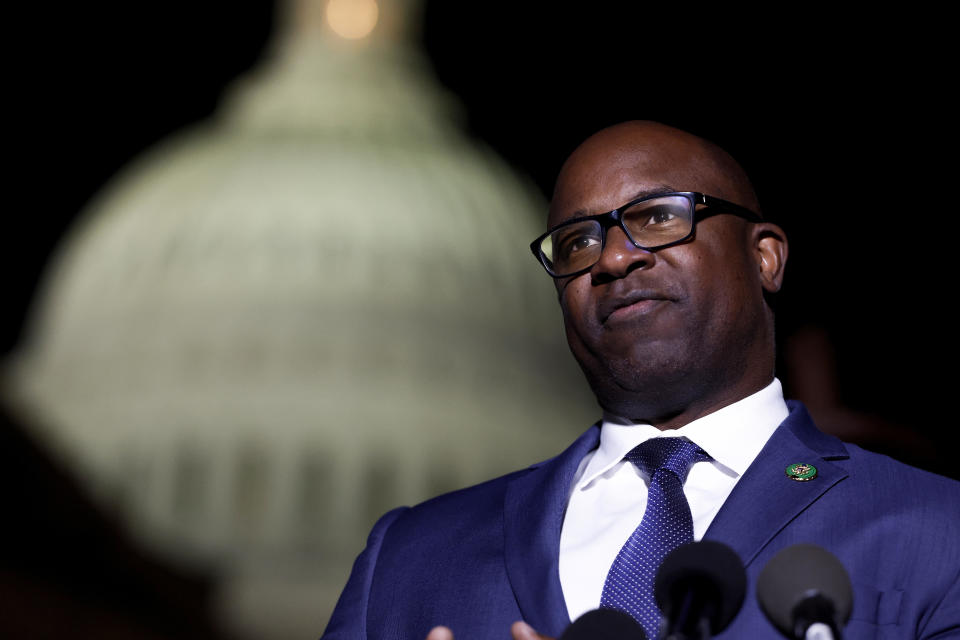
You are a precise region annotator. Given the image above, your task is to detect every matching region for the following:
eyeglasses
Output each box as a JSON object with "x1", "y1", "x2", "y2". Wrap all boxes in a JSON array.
[{"x1": 529, "y1": 191, "x2": 762, "y2": 278}]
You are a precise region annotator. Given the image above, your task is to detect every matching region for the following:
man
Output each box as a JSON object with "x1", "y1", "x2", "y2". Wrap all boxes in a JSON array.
[{"x1": 322, "y1": 122, "x2": 960, "y2": 639}]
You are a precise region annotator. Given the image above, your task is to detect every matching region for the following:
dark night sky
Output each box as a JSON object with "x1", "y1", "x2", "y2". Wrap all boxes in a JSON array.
[{"x1": 8, "y1": 3, "x2": 956, "y2": 455}]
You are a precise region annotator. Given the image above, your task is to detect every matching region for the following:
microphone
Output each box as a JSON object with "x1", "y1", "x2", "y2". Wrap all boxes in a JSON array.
[
  {"x1": 756, "y1": 543, "x2": 853, "y2": 640},
  {"x1": 560, "y1": 608, "x2": 648, "y2": 640},
  {"x1": 653, "y1": 540, "x2": 747, "y2": 640}
]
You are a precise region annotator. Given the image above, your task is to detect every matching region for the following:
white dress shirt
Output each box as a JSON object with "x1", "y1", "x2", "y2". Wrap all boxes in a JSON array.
[{"x1": 558, "y1": 378, "x2": 789, "y2": 622}]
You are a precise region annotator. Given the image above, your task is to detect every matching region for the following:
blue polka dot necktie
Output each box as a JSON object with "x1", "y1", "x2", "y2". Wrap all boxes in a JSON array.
[{"x1": 599, "y1": 437, "x2": 711, "y2": 639}]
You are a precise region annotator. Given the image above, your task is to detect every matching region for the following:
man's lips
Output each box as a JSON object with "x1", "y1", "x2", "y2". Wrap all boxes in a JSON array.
[{"x1": 598, "y1": 289, "x2": 671, "y2": 323}]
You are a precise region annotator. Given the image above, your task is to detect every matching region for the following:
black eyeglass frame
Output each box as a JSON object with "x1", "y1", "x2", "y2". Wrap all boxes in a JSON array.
[{"x1": 529, "y1": 191, "x2": 763, "y2": 278}]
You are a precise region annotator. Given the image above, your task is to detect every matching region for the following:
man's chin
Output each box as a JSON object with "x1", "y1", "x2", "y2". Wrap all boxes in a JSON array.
[{"x1": 584, "y1": 358, "x2": 697, "y2": 420}]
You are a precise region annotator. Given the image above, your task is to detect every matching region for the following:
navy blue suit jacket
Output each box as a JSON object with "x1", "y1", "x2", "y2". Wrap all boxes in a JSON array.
[{"x1": 322, "y1": 402, "x2": 960, "y2": 639}]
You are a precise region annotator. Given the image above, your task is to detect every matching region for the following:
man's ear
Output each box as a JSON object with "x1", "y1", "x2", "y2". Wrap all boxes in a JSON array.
[{"x1": 753, "y1": 222, "x2": 788, "y2": 293}]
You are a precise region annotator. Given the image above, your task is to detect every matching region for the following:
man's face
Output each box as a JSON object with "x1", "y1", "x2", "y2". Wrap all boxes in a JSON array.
[{"x1": 548, "y1": 123, "x2": 782, "y2": 424}]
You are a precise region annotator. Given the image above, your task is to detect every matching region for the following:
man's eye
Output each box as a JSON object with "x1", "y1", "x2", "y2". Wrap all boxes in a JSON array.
[
  {"x1": 558, "y1": 234, "x2": 599, "y2": 258},
  {"x1": 647, "y1": 208, "x2": 677, "y2": 225},
  {"x1": 627, "y1": 206, "x2": 683, "y2": 235},
  {"x1": 571, "y1": 236, "x2": 598, "y2": 252},
  {"x1": 652, "y1": 211, "x2": 675, "y2": 223}
]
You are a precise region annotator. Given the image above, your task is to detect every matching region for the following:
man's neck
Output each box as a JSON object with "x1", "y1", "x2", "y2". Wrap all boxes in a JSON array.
[{"x1": 604, "y1": 375, "x2": 777, "y2": 431}]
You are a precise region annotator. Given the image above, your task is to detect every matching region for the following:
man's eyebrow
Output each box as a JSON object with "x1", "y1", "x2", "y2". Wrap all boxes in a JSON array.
[
  {"x1": 567, "y1": 183, "x2": 679, "y2": 217},
  {"x1": 622, "y1": 184, "x2": 679, "y2": 202}
]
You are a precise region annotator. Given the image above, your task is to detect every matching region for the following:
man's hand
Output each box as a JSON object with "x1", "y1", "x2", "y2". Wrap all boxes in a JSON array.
[
  {"x1": 425, "y1": 627, "x2": 454, "y2": 640},
  {"x1": 509, "y1": 621, "x2": 553, "y2": 639},
  {"x1": 425, "y1": 621, "x2": 554, "y2": 640}
]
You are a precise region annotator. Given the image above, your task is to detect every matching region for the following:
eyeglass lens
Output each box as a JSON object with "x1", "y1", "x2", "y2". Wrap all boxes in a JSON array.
[{"x1": 541, "y1": 194, "x2": 694, "y2": 275}]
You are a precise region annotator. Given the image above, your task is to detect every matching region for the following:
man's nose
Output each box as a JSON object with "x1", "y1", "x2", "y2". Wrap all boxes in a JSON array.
[{"x1": 592, "y1": 227, "x2": 655, "y2": 279}]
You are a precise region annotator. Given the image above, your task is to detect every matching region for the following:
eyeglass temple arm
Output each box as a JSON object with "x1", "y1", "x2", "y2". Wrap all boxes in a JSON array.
[{"x1": 697, "y1": 194, "x2": 763, "y2": 222}]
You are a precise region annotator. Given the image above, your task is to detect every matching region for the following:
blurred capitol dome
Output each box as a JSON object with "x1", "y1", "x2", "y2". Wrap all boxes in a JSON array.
[{"x1": 4, "y1": 0, "x2": 596, "y2": 637}]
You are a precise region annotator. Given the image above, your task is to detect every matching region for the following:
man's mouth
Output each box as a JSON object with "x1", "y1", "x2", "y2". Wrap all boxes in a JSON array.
[{"x1": 599, "y1": 290, "x2": 668, "y2": 324}]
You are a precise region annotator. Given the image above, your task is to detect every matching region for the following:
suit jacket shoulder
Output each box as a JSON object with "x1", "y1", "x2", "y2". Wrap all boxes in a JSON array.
[
  {"x1": 321, "y1": 425, "x2": 601, "y2": 639},
  {"x1": 706, "y1": 401, "x2": 960, "y2": 639}
]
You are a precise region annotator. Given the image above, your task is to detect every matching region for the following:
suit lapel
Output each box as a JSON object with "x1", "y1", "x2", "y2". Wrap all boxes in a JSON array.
[
  {"x1": 502, "y1": 402, "x2": 846, "y2": 633},
  {"x1": 503, "y1": 425, "x2": 601, "y2": 638},
  {"x1": 704, "y1": 401, "x2": 850, "y2": 567}
]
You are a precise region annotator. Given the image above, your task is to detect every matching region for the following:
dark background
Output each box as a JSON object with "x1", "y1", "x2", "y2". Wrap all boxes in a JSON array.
[{"x1": 8, "y1": 3, "x2": 955, "y2": 468}]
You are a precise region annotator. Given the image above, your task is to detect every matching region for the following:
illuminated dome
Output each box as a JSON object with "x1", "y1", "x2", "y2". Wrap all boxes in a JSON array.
[{"x1": 5, "y1": 1, "x2": 595, "y2": 638}]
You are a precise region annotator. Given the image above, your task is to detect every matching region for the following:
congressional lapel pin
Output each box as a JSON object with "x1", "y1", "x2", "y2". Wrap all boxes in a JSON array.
[{"x1": 785, "y1": 462, "x2": 818, "y2": 481}]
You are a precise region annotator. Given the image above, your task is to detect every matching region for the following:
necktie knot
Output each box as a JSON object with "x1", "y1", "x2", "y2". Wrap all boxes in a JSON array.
[{"x1": 625, "y1": 437, "x2": 710, "y2": 482}]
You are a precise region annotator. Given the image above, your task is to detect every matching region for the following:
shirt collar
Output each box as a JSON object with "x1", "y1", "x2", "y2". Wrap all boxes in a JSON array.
[{"x1": 574, "y1": 378, "x2": 789, "y2": 490}]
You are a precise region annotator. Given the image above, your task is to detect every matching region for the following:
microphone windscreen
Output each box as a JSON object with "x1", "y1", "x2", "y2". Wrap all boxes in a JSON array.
[
  {"x1": 560, "y1": 608, "x2": 648, "y2": 640},
  {"x1": 756, "y1": 543, "x2": 853, "y2": 635},
  {"x1": 653, "y1": 540, "x2": 747, "y2": 634}
]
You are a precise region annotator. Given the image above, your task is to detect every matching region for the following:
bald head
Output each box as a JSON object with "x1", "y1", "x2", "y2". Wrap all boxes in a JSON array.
[{"x1": 550, "y1": 121, "x2": 761, "y2": 228}]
